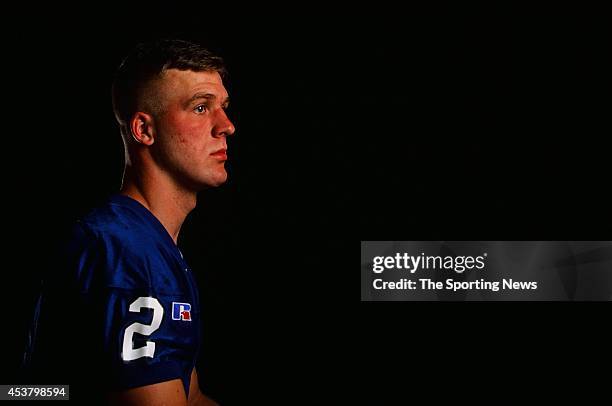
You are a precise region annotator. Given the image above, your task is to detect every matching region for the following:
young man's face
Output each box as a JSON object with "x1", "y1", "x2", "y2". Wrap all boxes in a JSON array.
[{"x1": 150, "y1": 69, "x2": 235, "y2": 190}]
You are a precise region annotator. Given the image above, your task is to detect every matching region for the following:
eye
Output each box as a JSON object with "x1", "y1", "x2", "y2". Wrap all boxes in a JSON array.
[{"x1": 194, "y1": 104, "x2": 207, "y2": 114}]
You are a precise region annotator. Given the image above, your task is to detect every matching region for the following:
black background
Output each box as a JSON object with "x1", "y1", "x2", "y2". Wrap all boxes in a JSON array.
[{"x1": 4, "y1": 4, "x2": 611, "y2": 405}]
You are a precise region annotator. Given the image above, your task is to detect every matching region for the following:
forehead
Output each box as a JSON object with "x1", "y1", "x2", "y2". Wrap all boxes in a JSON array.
[{"x1": 156, "y1": 69, "x2": 228, "y2": 101}]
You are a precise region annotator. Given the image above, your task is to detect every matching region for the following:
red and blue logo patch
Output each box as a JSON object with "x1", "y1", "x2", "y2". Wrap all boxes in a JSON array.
[{"x1": 171, "y1": 302, "x2": 192, "y2": 321}]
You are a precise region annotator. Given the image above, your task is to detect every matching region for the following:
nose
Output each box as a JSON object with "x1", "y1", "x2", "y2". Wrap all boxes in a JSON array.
[{"x1": 213, "y1": 109, "x2": 236, "y2": 138}]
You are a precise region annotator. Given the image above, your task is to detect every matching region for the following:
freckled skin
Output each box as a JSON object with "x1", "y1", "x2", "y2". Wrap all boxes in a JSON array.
[{"x1": 150, "y1": 69, "x2": 235, "y2": 191}]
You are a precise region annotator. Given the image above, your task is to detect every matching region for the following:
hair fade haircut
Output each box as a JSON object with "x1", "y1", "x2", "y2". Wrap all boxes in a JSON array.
[{"x1": 112, "y1": 39, "x2": 227, "y2": 134}]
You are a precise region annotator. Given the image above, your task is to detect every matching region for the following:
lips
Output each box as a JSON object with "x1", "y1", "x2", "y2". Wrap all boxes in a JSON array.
[{"x1": 210, "y1": 148, "x2": 227, "y2": 160}]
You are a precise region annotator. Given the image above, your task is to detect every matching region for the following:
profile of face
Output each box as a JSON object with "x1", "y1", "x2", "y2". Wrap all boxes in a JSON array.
[{"x1": 143, "y1": 69, "x2": 236, "y2": 191}]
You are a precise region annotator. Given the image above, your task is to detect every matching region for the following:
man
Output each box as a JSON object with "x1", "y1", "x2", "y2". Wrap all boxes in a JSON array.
[{"x1": 24, "y1": 39, "x2": 235, "y2": 405}]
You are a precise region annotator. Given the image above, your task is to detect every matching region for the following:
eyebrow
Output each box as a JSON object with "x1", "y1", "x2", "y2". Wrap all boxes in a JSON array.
[{"x1": 186, "y1": 92, "x2": 230, "y2": 107}]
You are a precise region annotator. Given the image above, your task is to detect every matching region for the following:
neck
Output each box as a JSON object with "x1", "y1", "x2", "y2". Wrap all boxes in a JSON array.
[{"x1": 120, "y1": 163, "x2": 197, "y2": 245}]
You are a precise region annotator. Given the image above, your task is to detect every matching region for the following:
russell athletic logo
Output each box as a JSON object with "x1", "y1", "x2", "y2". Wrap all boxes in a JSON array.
[{"x1": 172, "y1": 302, "x2": 192, "y2": 321}]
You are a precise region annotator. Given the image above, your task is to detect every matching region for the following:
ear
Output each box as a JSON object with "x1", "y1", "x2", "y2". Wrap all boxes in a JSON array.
[{"x1": 129, "y1": 112, "x2": 155, "y2": 146}]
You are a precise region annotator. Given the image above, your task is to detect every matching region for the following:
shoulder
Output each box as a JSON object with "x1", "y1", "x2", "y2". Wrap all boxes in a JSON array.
[
  {"x1": 63, "y1": 197, "x2": 165, "y2": 291},
  {"x1": 77, "y1": 200, "x2": 150, "y2": 251}
]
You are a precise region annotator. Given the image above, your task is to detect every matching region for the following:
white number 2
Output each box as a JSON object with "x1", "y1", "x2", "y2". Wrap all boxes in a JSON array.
[{"x1": 122, "y1": 297, "x2": 163, "y2": 361}]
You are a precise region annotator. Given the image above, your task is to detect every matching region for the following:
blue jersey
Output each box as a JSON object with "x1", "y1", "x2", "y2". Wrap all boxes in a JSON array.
[{"x1": 25, "y1": 195, "x2": 201, "y2": 399}]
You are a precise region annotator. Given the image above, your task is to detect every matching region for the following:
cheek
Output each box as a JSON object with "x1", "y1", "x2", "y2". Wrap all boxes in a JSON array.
[
  {"x1": 165, "y1": 115, "x2": 209, "y2": 148},
  {"x1": 166, "y1": 115, "x2": 193, "y2": 142}
]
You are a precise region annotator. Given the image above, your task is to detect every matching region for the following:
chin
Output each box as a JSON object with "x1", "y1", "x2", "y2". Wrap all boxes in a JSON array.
[{"x1": 200, "y1": 171, "x2": 228, "y2": 189}]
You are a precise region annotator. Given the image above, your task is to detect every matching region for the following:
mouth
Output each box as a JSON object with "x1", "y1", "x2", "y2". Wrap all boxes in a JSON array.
[{"x1": 210, "y1": 148, "x2": 228, "y2": 161}]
